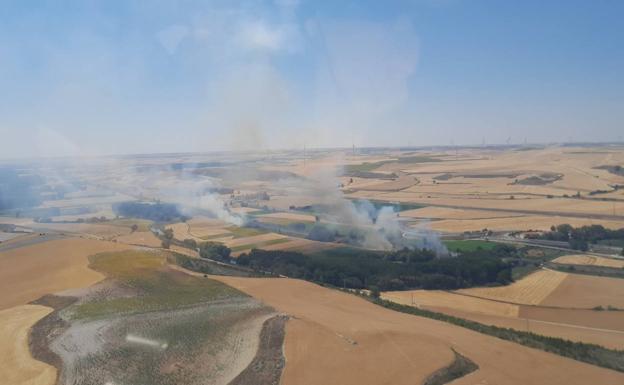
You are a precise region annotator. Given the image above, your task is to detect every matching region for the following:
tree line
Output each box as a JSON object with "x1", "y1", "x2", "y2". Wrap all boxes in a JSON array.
[
  {"x1": 113, "y1": 201, "x2": 188, "y2": 223},
  {"x1": 235, "y1": 245, "x2": 514, "y2": 291},
  {"x1": 535, "y1": 224, "x2": 624, "y2": 252}
]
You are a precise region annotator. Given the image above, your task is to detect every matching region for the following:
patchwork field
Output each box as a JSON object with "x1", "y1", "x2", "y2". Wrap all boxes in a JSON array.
[
  {"x1": 338, "y1": 146, "x2": 624, "y2": 234},
  {"x1": 210, "y1": 276, "x2": 624, "y2": 385}
]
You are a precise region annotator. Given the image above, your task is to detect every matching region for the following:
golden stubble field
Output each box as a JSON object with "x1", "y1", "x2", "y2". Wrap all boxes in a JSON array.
[
  {"x1": 457, "y1": 268, "x2": 624, "y2": 309},
  {"x1": 0, "y1": 238, "x2": 133, "y2": 310},
  {"x1": 211, "y1": 275, "x2": 624, "y2": 385},
  {"x1": 0, "y1": 305, "x2": 55, "y2": 385}
]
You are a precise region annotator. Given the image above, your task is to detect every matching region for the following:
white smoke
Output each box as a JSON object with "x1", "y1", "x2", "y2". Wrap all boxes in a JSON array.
[{"x1": 302, "y1": 162, "x2": 445, "y2": 253}]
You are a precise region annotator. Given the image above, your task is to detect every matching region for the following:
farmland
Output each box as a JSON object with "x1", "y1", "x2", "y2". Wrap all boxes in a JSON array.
[
  {"x1": 2, "y1": 145, "x2": 624, "y2": 384},
  {"x1": 212, "y1": 275, "x2": 624, "y2": 385},
  {"x1": 456, "y1": 269, "x2": 568, "y2": 305}
]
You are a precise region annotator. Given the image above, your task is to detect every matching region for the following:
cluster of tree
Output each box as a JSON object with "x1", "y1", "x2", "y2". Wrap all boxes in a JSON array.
[
  {"x1": 113, "y1": 202, "x2": 188, "y2": 223},
  {"x1": 160, "y1": 228, "x2": 174, "y2": 249},
  {"x1": 537, "y1": 224, "x2": 624, "y2": 251},
  {"x1": 198, "y1": 241, "x2": 231, "y2": 262},
  {"x1": 236, "y1": 246, "x2": 513, "y2": 291}
]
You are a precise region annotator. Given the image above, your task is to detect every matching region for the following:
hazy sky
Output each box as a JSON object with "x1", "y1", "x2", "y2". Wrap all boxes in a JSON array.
[{"x1": 1, "y1": 0, "x2": 623, "y2": 158}]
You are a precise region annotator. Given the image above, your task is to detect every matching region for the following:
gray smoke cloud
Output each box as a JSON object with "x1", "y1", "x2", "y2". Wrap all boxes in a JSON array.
[{"x1": 300, "y1": 161, "x2": 447, "y2": 254}]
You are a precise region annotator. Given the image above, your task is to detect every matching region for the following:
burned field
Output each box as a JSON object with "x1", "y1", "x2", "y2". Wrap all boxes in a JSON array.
[{"x1": 30, "y1": 250, "x2": 282, "y2": 385}]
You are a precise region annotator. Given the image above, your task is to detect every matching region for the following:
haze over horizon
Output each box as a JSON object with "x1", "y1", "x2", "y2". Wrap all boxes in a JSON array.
[{"x1": 1, "y1": 0, "x2": 623, "y2": 159}]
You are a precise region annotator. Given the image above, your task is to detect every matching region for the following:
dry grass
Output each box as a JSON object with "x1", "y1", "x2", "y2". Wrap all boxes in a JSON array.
[
  {"x1": 456, "y1": 269, "x2": 568, "y2": 305},
  {"x1": 0, "y1": 304, "x2": 56, "y2": 385},
  {"x1": 210, "y1": 276, "x2": 624, "y2": 385}
]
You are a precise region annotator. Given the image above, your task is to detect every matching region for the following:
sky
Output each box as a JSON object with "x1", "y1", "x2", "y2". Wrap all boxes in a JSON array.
[{"x1": 0, "y1": 0, "x2": 623, "y2": 158}]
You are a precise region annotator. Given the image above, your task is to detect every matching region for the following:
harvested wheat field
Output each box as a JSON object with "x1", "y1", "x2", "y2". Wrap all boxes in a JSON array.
[
  {"x1": 211, "y1": 276, "x2": 624, "y2": 385},
  {"x1": 381, "y1": 290, "x2": 519, "y2": 317},
  {"x1": 552, "y1": 255, "x2": 624, "y2": 268},
  {"x1": 382, "y1": 289, "x2": 624, "y2": 349},
  {"x1": 457, "y1": 269, "x2": 568, "y2": 305},
  {"x1": 433, "y1": 307, "x2": 624, "y2": 350},
  {"x1": 115, "y1": 231, "x2": 162, "y2": 247},
  {"x1": 0, "y1": 304, "x2": 55, "y2": 385},
  {"x1": 541, "y1": 273, "x2": 624, "y2": 309},
  {"x1": 0, "y1": 238, "x2": 132, "y2": 310}
]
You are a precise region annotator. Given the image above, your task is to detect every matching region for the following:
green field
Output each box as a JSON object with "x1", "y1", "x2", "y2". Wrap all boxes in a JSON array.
[{"x1": 72, "y1": 250, "x2": 242, "y2": 319}]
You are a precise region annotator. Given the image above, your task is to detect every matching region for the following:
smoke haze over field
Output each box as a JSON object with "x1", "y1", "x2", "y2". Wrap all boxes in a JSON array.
[{"x1": 1, "y1": 1, "x2": 624, "y2": 159}]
